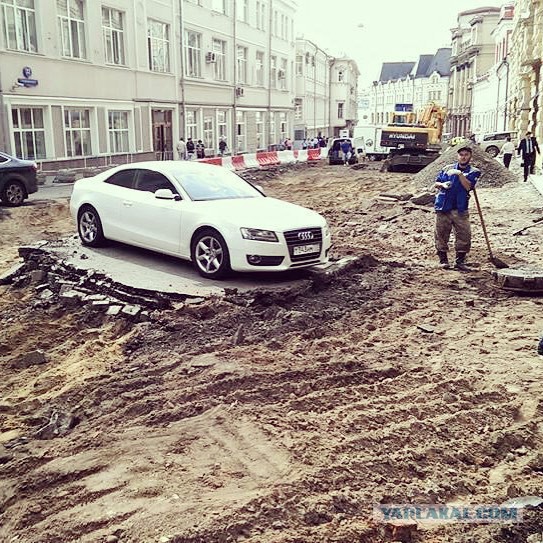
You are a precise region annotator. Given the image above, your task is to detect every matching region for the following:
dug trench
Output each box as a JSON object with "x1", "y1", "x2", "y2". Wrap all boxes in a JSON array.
[{"x1": 1, "y1": 162, "x2": 542, "y2": 543}]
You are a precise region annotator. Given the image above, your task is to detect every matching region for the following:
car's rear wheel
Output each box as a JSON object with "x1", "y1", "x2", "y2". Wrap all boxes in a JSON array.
[
  {"x1": 486, "y1": 145, "x2": 499, "y2": 157},
  {"x1": 191, "y1": 228, "x2": 231, "y2": 279},
  {"x1": 78, "y1": 205, "x2": 105, "y2": 247},
  {"x1": 1, "y1": 178, "x2": 26, "y2": 206}
]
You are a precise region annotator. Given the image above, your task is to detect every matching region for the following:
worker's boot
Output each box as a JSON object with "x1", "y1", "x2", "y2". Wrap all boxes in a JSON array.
[
  {"x1": 437, "y1": 251, "x2": 450, "y2": 269},
  {"x1": 455, "y1": 252, "x2": 471, "y2": 271}
]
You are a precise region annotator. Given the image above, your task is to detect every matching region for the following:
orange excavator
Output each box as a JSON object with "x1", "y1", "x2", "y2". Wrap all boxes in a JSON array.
[{"x1": 380, "y1": 103, "x2": 446, "y2": 172}]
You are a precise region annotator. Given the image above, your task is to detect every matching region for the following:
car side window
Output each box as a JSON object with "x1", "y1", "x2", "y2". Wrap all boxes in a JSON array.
[
  {"x1": 105, "y1": 169, "x2": 138, "y2": 189},
  {"x1": 0, "y1": 155, "x2": 9, "y2": 163},
  {"x1": 135, "y1": 170, "x2": 178, "y2": 194}
]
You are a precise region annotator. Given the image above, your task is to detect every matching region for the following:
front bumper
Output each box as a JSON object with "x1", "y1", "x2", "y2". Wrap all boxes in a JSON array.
[{"x1": 229, "y1": 227, "x2": 332, "y2": 272}]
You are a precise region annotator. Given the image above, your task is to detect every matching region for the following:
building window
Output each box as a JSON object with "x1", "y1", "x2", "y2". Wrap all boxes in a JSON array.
[
  {"x1": 11, "y1": 107, "x2": 45, "y2": 159},
  {"x1": 338, "y1": 70, "x2": 344, "y2": 82},
  {"x1": 203, "y1": 115, "x2": 214, "y2": 150},
  {"x1": 294, "y1": 99, "x2": 302, "y2": 120},
  {"x1": 255, "y1": 111, "x2": 264, "y2": 149},
  {"x1": 147, "y1": 19, "x2": 170, "y2": 72},
  {"x1": 338, "y1": 102, "x2": 344, "y2": 119},
  {"x1": 270, "y1": 55, "x2": 277, "y2": 89},
  {"x1": 273, "y1": 10, "x2": 278, "y2": 36},
  {"x1": 279, "y1": 58, "x2": 287, "y2": 90},
  {"x1": 256, "y1": 1, "x2": 265, "y2": 30},
  {"x1": 269, "y1": 112, "x2": 275, "y2": 144},
  {"x1": 2, "y1": 0, "x2": 37, "y2": 52},
  {"x1": 296, "y1": 55, "x2": 303, "y2": 76},
  {"x1": 185, "y1": 30, "x2": 201, "y2": 77},
  {"x1": 185, "y1": 109, "x2": 198, "y2": 139},
  {"x1": 212, "y1": 38, "x2": 226, "y2": 81},
  {"x1": 58, "y1": 0, "x2": 86, "y2": 59},
  {"x1": 108, "y1": 110, "x2": 129, "y2": 153},
  {"x1": 102, "y1": 7, "x2": 125, "y2": 65},
  {"x1": 236, "y1": 45, "x2": 247, "y2": 84},
  {"x1": 236, "y1": 110, "x2": 245, "y2": 153},
  {"x1": 64, "y1": 108, "x2": 91, "y2": 157},
  {"x1": 236, "y1": 0, "x2": 247, "y2": 22},
  {"x1": 211, "y1": 0, "x2": 226, "y2": 14},
  {"x1": 217, "y1": 110, "x2": 228, "y2": 141},
  {"x1": 279, "y1": 112, "x2": 287, "y2": 141},
  {"x1": 255, "y1": 51, "x2": 264, "y2": 86}
]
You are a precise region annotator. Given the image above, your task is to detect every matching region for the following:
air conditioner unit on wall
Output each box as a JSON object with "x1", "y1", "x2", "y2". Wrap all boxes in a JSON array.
[
  {"x1": 236, "y1": 87, "x2": 244, "y2": 97},
  {"x1": 205, "y1": 52, "x2": 217, "y2": 63}
]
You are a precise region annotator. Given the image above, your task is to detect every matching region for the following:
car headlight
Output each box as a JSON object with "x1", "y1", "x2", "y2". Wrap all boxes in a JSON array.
[{"x1": 240, "y1": 228, "x2": 279, "y2": 242}]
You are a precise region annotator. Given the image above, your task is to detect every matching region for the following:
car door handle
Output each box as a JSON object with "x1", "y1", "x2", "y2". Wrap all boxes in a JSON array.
[{"x1": 122, "y1": 201, "x2": 133, "y2": 207}]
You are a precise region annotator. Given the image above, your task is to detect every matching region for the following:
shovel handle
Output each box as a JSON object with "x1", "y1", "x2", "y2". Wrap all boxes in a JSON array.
[{"x1": 473, "y1": 188, "x2": 494, "y2": 260}]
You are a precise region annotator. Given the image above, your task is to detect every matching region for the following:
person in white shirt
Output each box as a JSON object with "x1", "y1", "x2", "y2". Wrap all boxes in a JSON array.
[{"x1": 502, "y1": 137, "x2": 515, "y2": 169}]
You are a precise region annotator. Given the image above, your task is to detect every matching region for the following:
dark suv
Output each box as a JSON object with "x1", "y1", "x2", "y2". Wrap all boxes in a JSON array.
[{"x1": 0, "y1": 151, "x2": 38, "y2": 206}]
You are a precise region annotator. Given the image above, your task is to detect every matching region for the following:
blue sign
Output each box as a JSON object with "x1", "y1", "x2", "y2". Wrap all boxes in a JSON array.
[
  {"x1": 395, "y1": 103, "x2": 413, "y2": 112},
  {"x1": 18, "y1": 66, "x2": 38, "y2": 88}
]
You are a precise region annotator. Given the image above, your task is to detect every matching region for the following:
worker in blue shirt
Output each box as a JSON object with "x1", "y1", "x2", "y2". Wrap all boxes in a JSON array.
[{"x1": 434, "y1": 146, "x2": 481, "y2": 270}]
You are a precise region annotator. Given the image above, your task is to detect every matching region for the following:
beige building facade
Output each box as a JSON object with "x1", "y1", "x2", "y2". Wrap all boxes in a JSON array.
[
  {"x1": 509, "y1": 0, "x2": 543, "y2": 164},
  {"x1": 0, "y1": 0, "x2": 297, "y2": 168},
  {"x1": 448, "y1": 6, "x2": 501, "y2": 137}
]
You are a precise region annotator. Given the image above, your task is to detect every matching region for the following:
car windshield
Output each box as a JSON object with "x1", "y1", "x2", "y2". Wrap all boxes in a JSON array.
[{"x1": 173, "y1": 167, "x2": 261, "y2": 201}]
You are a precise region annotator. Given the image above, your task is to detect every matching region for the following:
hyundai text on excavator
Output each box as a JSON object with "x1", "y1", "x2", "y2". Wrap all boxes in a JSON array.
[{"x1": 380, "y1": 102, "x2": 446, "y2": 172}]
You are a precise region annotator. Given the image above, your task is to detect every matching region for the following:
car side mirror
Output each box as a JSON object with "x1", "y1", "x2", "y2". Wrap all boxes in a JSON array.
[{"x1": 155, "y1": 188, "x2": 180, "y2": 200}]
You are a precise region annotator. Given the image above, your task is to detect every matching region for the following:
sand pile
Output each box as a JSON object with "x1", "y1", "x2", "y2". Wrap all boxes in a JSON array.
[{"x1": 413, "y1": 143, "x2": 518, "y2": 190}]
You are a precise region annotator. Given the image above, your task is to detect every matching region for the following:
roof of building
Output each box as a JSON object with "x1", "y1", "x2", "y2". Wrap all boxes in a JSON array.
[
  {"x1": 458, "y1": 6, "x2": 501, "y2": 17},
  {"x1": 378, "y1": 62, "x2": 416, "y2": 83},
  {"x1": 422, "y1": 47, "x2": 452, "y2": 77}
]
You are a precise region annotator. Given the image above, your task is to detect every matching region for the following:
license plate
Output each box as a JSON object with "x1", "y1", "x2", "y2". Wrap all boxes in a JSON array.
[{"x1": 293, "y1": 244, "x2": 320, "y2": 256}]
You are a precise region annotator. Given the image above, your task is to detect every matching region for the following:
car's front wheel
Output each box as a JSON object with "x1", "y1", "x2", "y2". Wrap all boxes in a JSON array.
[
  {"x1": 1, "y1": 178, "x2": 26, "y2": 206},
  {"x1": 191, "y1": 228, "x2": 231, "y2": 279},
  {"x1": 485, "y1": 145, "x2": 499, "y2": 157},
  {"x1": 78, "y1": 205, "x2": 105, "y2": 247}
]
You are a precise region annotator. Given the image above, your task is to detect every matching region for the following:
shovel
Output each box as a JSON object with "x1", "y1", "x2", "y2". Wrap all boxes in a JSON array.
[{"x1": 472, "y1": 189, "x2": 509, "y2": 269}]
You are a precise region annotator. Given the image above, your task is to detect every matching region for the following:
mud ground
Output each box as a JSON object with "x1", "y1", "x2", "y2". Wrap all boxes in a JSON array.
[{"x1": 1, "y1": 162, "x2": 542, "y2": 543}]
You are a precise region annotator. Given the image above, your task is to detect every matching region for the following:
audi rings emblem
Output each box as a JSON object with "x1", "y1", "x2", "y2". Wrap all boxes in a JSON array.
[{"x1": 298, "y1": 231, "x2": 314, "y2": 241}]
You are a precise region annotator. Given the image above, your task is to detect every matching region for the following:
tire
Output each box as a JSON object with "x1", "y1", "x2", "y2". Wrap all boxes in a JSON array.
[
  {"x1": 77, "y1": 205, "x2": 105, "y2": 247},
  {"x1": 1, "y1": 178, "x2": 26, "y2": 206},
  {"x1": 191, "y1": 228, "x2": 231, "y2": 280},
  {"x1": 486, "y1": 146, "x2": 499, "y2": 158}
]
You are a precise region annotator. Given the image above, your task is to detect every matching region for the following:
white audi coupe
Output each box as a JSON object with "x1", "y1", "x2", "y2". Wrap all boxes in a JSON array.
[{"x1": 69, "y1": 161, "x2": 331, "y2": 279}]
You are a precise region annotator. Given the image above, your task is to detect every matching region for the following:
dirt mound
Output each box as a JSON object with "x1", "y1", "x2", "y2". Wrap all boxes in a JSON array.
[{"x1": 413, "y1": 143, "x2": 517, "y2": 190}]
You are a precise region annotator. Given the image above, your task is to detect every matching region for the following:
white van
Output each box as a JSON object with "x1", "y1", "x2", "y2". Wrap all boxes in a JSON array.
[{"x1": 353, "y1": 125, "x2": 389, "y2": 161}]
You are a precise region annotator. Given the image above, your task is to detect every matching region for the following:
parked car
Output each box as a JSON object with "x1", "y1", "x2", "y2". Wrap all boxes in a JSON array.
[
  {"x1": 479, "y1": 131, "x2": 517, "y2": 157},
  {"x1": 0, "y1": 151, "x2": 38, "y2": 206},
  {"x1": 69, "y1": 161, "x2": 332, "y2": 279},
  {"x1": 327, "y1": 138, "x2": 358, "y2": 165}
]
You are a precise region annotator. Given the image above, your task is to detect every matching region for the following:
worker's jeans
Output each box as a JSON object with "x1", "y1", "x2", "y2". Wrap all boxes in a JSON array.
[{"x1": 435, "y1": 210, "x2": 471, "y2": 254}]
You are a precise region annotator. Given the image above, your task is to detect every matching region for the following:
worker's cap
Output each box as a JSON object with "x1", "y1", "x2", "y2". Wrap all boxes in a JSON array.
[{"x1": 457, "y1": 146, "x2": 473, "y2": 154}]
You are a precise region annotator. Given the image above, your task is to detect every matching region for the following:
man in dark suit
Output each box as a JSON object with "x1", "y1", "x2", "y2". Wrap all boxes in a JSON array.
[{"x1": 517, "y1": 131, "x2": 540, "y2": 181}]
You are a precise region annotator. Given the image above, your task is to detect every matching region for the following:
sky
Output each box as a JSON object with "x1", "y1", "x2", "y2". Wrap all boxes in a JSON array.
[{"x1": 295, "y1": 0, "x2": 504, "y2": 88}]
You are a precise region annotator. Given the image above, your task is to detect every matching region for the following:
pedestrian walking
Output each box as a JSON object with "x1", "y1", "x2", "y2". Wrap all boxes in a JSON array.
[
  {"x1": 434, "y1": 146, "x2": 481, "y2": 271},
  {"x1": 186, "y1": 138, "x2": 195, "y2": 160},
  {"x1": 340, "y1": 139, "x2": 352, "y2": 165},
  {"x1": 502, "y1": 137, "x2": 515, "y2": 169},
  {"x1": 284, "y1": 138, "x2": 292, "y2": 150},
  {"x1": 196, "y1": 139, "x2": 205, "y2": 159},
  {"x1": 176, "y1": 137, "x2": 187, "y2": 160},
  {"x1": 517, "y1": 131, "x2": 540, "y2": 181},
  {"x1": 302, "y1": 138, "x2": 308, "y2": 150},
  {"x1": 218, "y1": 138, "x2": 228, "y2": 156}
]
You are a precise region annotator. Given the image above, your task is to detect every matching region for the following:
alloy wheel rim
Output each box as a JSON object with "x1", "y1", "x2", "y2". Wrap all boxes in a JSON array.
[
  {"x1": 195, "y1": 236, "x2": 224, "y2": 274},
  {"x1": 80, "y1": 211, "x2": 98, "y2": 242},
  {"x1": 6, "y1": 184, "x2": 23, "y2": 204}
]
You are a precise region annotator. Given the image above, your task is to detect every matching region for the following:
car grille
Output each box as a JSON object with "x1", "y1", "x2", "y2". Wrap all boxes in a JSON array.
[{"x1": 283, "y1": 227, "x2": 323, "y2": 262}]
